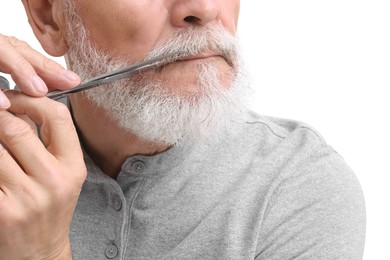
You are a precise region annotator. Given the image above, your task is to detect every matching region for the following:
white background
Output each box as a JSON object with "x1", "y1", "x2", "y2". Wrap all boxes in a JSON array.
[{"x1": 1, "y1": 1, "x2": 389, "y2": 259}]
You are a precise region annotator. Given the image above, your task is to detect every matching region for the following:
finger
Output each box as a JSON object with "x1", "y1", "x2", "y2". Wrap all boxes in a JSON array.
[
  {"x1": 0, "y1": 141, "x2": 30, "y2": 191},
  {"x1": 0, "y1": 35, "x2": 81, "y2": 94},
  {"x1": 4, "y1": 91, "x2": 83, "y2": 163},
  {"x1": 8, "y1": 36, "x2": 81, "y2": 91},
  {"x1": 0, "y1": 90, "x2": 10, "y2": 109},
  {"x1": 0, "y1": 109, "x2": 59, "y2": 178},
  {"x1": 0, "y1": 34, "x2": 48, "y2": 96},
  {"x1": 15, "y1": 114, "x2": 38, "y2": 136}
]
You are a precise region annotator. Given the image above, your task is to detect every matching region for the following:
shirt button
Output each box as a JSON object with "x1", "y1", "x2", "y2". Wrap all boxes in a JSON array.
[
  {"x1": 131, "y1": 160, "x2": 146, "y2": 173},
  {"x1": 113, "y1": 198, "x2": 122, "y2": 211},
  {"x1": 105, "y1": 244, "x2": 118, "y2": 259}
]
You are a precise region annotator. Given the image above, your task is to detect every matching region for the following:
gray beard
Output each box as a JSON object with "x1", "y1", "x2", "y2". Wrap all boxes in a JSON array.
[{"x1": 64, "y1": 1, "x2": 250, "y2": 145}]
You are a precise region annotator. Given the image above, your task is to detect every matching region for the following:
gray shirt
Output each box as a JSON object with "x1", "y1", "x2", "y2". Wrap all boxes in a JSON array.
[{"x1": 70, "y1": 110, "x2": 365, "y2": 259}]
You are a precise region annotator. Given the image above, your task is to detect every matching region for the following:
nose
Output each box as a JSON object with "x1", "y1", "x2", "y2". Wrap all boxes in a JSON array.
[{"x1": 170, "y1": 0, "x2": 221, "y2": 27}]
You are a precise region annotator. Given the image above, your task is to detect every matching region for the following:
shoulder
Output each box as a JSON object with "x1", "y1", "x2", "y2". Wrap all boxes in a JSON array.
[
  {"x1": 234, "y1": 111, "x2": 366, "y2": 259},
  {"x1": 228, "y1": 110, "x2": 332, "y2": 166},
  {"x1": 238, "y1": 111, "x2": 365, "y2": 212},
  {"x1": 241, "y1": 110, "x2": 326, "y2": 145}
]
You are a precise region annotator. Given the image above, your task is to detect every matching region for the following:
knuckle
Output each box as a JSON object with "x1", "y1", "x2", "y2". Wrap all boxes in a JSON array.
[
  {"x1": 75, "y1": 166, "x2": 87, "y2": 186},
  {"x1": 7, "y1": 36, "x2": 20, "y2": 45},
  {"x1": 0, "y1": 34, "x2": 8, "y2": 47},
  {"x1": 50, "y1": 167, "x2": 86, "y2": 201},
  {"x1": 44, "y1": 101, "x2": 72, "y2": 124},
  {"x1": 0, "y1": 117, "x2": 35, "y2": 146},
  {"x1": 37, "y1": 100, "x2": 72, "y2": 128},
  {"x1": 8, "y1": 36, "x2": 28, "y2": 49},
  {"x1": 42, "y1": 56, "x2": 61, "y2": 70},
  {"x1": 0, "y1": 34, "x2": 13, "y2": 45},
  {"x1": 67, "y1": 166, "x2": 87, "y2": 189},
  {"x1": 10, "y1": 57, "x2": 32, "y2": 75}
]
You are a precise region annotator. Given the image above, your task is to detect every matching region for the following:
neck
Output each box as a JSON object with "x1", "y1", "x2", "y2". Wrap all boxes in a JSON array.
[{"x1": 68, "y1": 93, "x2": 171, "y2": 179}]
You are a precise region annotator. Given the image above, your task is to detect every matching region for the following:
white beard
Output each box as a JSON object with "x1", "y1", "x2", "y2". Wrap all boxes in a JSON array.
[{"x1": 64, "y1": 1, "x2": 251, "y2": 145}]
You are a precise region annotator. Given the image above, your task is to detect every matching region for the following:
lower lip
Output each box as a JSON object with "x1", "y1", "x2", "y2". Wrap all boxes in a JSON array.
[{"x1": 181, "y1": 55, "x2": 219, "y2": 62}]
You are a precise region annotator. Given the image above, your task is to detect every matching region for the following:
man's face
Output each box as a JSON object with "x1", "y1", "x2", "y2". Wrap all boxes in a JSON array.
[
  {"x1": 61, "y1": 0, "x2": 248, "y2": 145},
  {"x1": 67, "y1": 0, "x2": 240, "y2": 95}
]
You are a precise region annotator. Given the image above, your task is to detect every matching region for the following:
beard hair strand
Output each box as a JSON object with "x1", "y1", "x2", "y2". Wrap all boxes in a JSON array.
[{"x1": 64, "y1": 0, "x2": 251, "y2": 145}]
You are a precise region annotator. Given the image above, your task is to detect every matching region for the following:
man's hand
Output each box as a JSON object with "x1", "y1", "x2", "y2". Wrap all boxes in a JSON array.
[
  {"x1": 0, "y1": 34, "x2": 80, "y2": 108},
  {"x1": 0, "y1": 91, "x2": 87, "y2": 259}
]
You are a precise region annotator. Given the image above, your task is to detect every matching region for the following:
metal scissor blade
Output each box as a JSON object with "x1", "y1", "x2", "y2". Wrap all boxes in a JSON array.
[
  {"x1": 47, "y1": 52, "x2": 184, "y2": 100},
  {"x1": 0, "y1": 75, "x2": 10, "y2": 90}
]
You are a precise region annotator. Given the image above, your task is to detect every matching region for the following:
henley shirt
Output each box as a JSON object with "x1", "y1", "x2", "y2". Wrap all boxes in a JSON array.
[{"x1": 69, "y1": 110, "x2": 366, "y2": 259}]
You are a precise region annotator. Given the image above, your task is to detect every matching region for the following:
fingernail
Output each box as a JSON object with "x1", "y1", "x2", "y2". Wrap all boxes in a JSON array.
[
  {"x1": 62, "y1": 69, "x2": 80, "y2": 81},
  {"x1": 32, "y1": 75, "x2": 48, "y2": 93},
  {"x1": 0, "y1": 91, "x2": 11, "y2": 109}
]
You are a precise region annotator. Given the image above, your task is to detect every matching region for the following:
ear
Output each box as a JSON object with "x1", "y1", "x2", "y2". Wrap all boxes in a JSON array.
[{"x1": 21, "y1": 0, "x2": 68, "y2": 57}]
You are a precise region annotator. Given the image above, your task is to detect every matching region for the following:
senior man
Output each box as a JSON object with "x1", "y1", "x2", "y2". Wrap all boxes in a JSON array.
[{"x1": 0, "y1": 0, "x2": 365, "y2": 259}]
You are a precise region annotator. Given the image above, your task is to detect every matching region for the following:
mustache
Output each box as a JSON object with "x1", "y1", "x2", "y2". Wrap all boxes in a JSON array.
[{"x1": 146, "y1": 25, "x2": 239, "y2": 67}]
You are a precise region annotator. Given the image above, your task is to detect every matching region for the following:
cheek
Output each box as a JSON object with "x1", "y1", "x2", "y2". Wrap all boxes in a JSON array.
[
  {"x1": 76, "y1": 1, "x2": 168, "y2": 59},
  {"x1": 220, "y1": 0, "x2": 240, "y2": 34}
]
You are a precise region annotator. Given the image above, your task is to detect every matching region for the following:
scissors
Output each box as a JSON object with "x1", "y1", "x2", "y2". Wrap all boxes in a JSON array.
[
  {"x1": 0, "y1": 52, "x2": 183, "y2": 101},
  {"x1": 0, "y1": 75, "x2": 9, "y2": 90}
]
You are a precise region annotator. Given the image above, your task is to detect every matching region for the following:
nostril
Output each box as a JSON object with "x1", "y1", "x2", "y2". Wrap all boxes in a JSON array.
[{"x1": 184, "y1": 16, "x2": 201, "y2": 24}]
